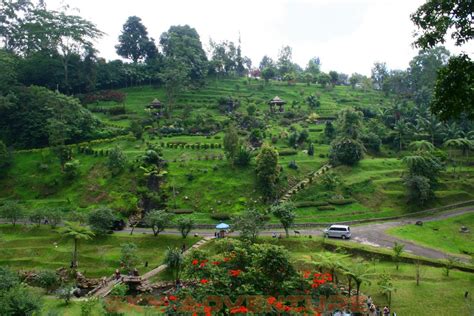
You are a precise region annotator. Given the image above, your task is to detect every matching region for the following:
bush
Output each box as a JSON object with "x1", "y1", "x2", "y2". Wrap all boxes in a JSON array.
[
  {"x1": 210, "y1": 213, "x2": 231, "y2": 221},
  {"x1": 35, "y1": 270, "x2": 60, "y2": 293},
  {"x1": 329, "y1": 137, "x2": 364, "y2": 166},
  {"x1": 317, "y1": 205, "x2": 336, "y2": 211},
  {"x1": 88, "y1": 207, "x2": 117, "y2": 235},
  {"x1": 63, "y1": 160, "x2": 80, "y2": 179},
  {"x1": 327, "y1": 198, "x2": 356, "y2": 205},
  {"x1": 288, "y1": 160, "x2": 298, "y2": 170},
  {"x1": 361, "y1": 132, "x2": 381, "y2": 152},
  {"x1": 295, "y1": 201, "x2": 329, "y2": 208},
  {"x1": 234, "y1": 147, "x2": 251, "y2": 167},
  {"x1": 278, "y1": 149, "x2": 297, "y2": 156}
]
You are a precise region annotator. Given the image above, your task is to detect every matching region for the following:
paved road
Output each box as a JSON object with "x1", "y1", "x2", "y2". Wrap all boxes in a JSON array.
[{"x1": 120, "y1": 207, "x2": 473, "y2": 262}]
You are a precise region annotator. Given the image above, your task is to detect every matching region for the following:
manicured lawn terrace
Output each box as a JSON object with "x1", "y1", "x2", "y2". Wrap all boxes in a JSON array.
[
  {"x1": 387, "y1": 213, "x2": 474, "y2": 256},
  {"x1": 0, "y1": 225, "x2": 200, "y2": 278}
]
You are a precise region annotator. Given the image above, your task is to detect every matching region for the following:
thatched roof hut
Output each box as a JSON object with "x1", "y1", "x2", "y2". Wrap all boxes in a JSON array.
[{"x1": 268, "y1": 96, "x2": 286, "y2": 112}]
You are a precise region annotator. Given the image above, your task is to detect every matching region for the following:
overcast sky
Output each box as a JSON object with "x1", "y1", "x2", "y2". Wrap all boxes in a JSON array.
[{"x1": 47, "y1": 0, "x2": 473, "y2": 76}]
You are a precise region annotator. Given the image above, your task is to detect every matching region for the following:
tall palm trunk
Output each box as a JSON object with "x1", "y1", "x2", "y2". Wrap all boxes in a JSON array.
[{"x1": 72, "y1": 238, "x2": 78, "y2": 268}]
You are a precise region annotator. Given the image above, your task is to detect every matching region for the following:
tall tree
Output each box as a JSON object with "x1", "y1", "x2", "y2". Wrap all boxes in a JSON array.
[
  {"x1": 12, "y1": 6, "x2": 104, "y2": 92},
  {"x1": 255, "y1": 144, "x2": 280, "y2": 200},
  {"x1": 60, "y1": 221, "x2": 94, "y2": 269},
  {"x1": 431, "y1": 54, "x2": 474, "y2": 120},
  {"x1": 305, "y1": 57, "x2": 321, "y2": 76},
  {"x1": 271, "y1": 202, "x2": 296, "y2": 238},
  {"x1": 277, "y1": 45, "x2": 293, "y2": 76},
  {"x1": 115, "y1": 16, "x2": 157, "y2": 63},
  {"x1": 411, "y1": 0, "x2": 473, "y2": 120},
  {"x1": 160, "y1": 58, "x2": 190, "y2": 117},
  {"x1": 371, "y1": 62, "x2": 388, "y2": 90},
  {"x1": 160, "y1": 25, "x2": 208, "y2": 86},
  {"x1": 411, "y1": 0, "x2": 473, "y2": 48},
  {"x1": 223, "y1": 124, "x2": 239, "y2": 164}
]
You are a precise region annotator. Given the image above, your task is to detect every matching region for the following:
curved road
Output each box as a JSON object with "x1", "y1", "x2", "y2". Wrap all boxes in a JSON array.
[{"x1": 122, "y1": 207, "x2": 473, "y2": 262}]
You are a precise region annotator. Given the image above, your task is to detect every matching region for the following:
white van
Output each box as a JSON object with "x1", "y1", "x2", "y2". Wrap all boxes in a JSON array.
[{"x1": 323, "y1": 225, "x2": 351, "y2": 239}]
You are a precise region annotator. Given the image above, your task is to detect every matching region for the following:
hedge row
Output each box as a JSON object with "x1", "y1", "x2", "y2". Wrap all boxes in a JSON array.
[
  {"x1": 210, "y1": 213, "x2": 231, "y2": 221},
  {"x1": 327, "y1": 198, "x2": 356, "y2": 205},
  {"x1": 160, "y1": 142, "x2": 223, "y2": 150},
  {"x1": 317, "y1": 205, "x2": 336, "y2": 211},
  {"x1": 278, "y1": 149, "x2": 298, "y2": 156},
  {"x1": 15, "y1": 134, "x2": 135, "y2": 154},
  {"x1": 295, "y1": 201, "x2": 329, "y2": 208}
]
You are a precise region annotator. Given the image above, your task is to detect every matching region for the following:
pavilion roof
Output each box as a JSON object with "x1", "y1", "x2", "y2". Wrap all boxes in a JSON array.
[{"x1": 269, "y1": 96, "x2": 286, "y2": 105}]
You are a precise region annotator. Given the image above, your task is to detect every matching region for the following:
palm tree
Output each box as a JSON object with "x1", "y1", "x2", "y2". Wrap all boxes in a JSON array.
[
  {"x1": 345, "y1": 261, "x2": 376, "y2": 297},
  {"x1": 312, "y1": 253, "x2": 349, "y2": 283},
  {"x1": 418, "y1": 114, "x2": 442, "y2": 145},
  {"x1": 392, "y1": 120, "x2": 412, "y2": 151},
  {"x1": 408, "y1": 140, "x2": 435, "y2": 153},
  {"x1": 441, "y1": 122, "x2": 462, "y2": 142},
  {"x1": 164, "y1": 247, "x2": 184, "y2": 283},
  {"x1": 60, "y1": 221, "x2": 94, "y2": 269},
  {"x1": 443, "y1": 138, "x2": 473, "y2": 175}
]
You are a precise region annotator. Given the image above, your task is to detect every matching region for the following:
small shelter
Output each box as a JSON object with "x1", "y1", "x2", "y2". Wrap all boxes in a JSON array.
[
  {"x1": 268, "y1": 96, "x2": 286, "y2": 113},
  {"x1": 146, "y1": 99, "x2": 163, "y2": 117},
  {"x1": 148, "y1": 99, "x2": 162, "y2": 109},
  {"x1": 215, "y1": 222, "x2": 230, "y2": 238}
]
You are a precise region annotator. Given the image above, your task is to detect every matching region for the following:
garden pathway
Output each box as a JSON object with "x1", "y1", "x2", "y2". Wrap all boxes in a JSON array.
[
  {"x1": 90, "y1": 236, "x2": 212, "y2": 298},
  {"x1": 279, "y1": 164, "x2": 332, "y2": 203}
]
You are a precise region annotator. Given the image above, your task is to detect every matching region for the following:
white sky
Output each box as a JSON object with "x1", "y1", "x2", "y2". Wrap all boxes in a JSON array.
[{"x1": 47, "y1": 0, "x2": 473, "y2": 76}]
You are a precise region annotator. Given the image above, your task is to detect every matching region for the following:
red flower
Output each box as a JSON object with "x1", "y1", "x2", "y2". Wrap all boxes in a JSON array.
[
  {"x1": 284, "y1": 306, "x2": 291, "y2": 312},
  {"x1": 212, "y1": 261, "x2": 221, "y2": 265},
  {"x1": 267, "y1": 296, "x2": 277, "y2": 305},
  {"x1": 192, "y1": 259, "x2": 199, "y2": 265},
  {"x1": 303, "y1": 271, "x2": 311, "y2": 278},
  {"x1": 230, "y1": 306, "x2": 249, "y2": 314},
  {"x1": 200, "y1": 279, "x2": 209, "y2": 284},
  {"x1": 200, "y1": 262, "x2": 206, "y2": 268},
  {"x1": 204, "y1": 306, "x2": 212, "y2": 316},
  {"x1": 275, "y1": 301, "x2": 284, "y2": 310},
  {"x1": 223, "y1": 257, "x2": 231, "y2": 262},
  {"x1": 168, "y1": 295, "x2": 177, "y2": 301},
  {"x1": 229, "y1": 269, "x2": 241, "y2": 277}
]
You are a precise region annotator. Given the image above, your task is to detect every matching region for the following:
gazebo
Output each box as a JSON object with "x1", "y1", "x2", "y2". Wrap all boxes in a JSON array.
[
  {"x1": 268, "y1": 96, "x2": 286, "y2": 113},
  {"x1": 147, "y1": 99, "x2": 163, "y2": 117}
]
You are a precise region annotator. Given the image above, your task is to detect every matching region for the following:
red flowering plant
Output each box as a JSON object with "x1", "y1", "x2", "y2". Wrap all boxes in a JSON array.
[{"x1": 159, "y1": 240, "x2": 351, "y2": 315}]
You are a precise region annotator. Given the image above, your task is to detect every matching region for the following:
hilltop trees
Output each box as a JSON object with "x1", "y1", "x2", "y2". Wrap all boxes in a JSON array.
[
  {"x1": 0, "y1": 86, "x2": 100, "y2": 148},
  {"x1": 160, "y1": 25, "x2": 208, "y2": 86},
  {"x1": 116, "y1": 16, "x2": 158, "y2": 63},
  {"x1": 255, "y1": 144, "x2": 280, "y2": 200},
  {"x1": 3, "y1": 2, "x2": 104, "y2": 93}
]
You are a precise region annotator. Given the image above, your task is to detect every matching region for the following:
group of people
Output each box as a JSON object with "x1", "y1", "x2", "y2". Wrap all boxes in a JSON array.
[{"x1": 367, "y1": 296, "x2": 394, "y2": 316}]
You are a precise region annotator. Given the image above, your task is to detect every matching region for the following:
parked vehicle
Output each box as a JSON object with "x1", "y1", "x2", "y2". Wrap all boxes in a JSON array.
[{"x1": 323, "y1": 225, "x2": 351, "y2": 239}]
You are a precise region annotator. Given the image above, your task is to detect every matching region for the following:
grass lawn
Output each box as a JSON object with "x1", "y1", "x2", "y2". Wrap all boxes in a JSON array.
[
  {"x1": 0, "y1": 225, "x2": 200, "y2": 278},
  {"x1": 387, "y1": 213, "x2": 474, "y2": 256}
]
